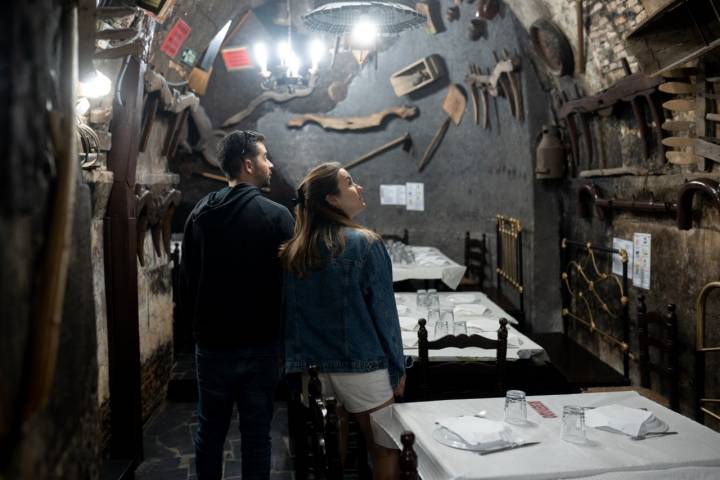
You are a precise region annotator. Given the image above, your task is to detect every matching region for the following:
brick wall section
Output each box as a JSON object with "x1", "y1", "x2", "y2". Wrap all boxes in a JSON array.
[
  {"x1": 141, "y1": 341, "x2": 174, "y2": 422},
  {"x1": 586, "y1": 0, "x2": 646, "y2": 87}
]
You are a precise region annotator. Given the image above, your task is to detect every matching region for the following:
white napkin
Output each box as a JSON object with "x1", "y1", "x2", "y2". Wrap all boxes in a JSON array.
[
  {"x1": 585, "y1": 404, "x2": 666, "y2": 437},
  {"x1": 401, "y1": 331, "x2": 418, "y2": 348},
  {"x1": 447, "y1": 294, "x2": 480, "y2": 304},
  {"x1": 453, "y1": 304, "x2": 491, "y2": 316},
  {"x1": 396, "y1": 304, "x2": 411, "y2": 315},
  {"x1": 436, "y1": 416, "x2": 513, "y2": 449},
  {"x1": 399, "y1": 316, "x2": 419, "y2": 332},
  {"x1": 465, "y1": 318, "x2": 503, "y2": 332},
  {"x1": 394, "y1": 294, "x2": 407, "y2": 304}
]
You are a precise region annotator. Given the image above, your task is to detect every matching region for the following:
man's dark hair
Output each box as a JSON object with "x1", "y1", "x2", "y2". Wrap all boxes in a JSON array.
[{"x1": 218, "y1": 130, "x2": 265, "y2": 179}]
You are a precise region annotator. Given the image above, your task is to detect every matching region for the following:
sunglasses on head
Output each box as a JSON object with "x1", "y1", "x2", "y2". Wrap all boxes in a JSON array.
[{"x1": 240, "y1": 130, "x2": 261, "y2": 155}]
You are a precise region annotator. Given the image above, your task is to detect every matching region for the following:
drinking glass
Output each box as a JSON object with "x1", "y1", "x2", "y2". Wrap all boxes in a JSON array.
[
  {"x1": 504, "y1": 390, "x2": 527, "y2": 425},
  {"x1": 416, "y1": 290, "x2": 427, "y2": 312},
  {"x1": 453, "y1": 317, "x2": 467, "y2": 336},
  {"x1": 439, "y1": 308, "x2": 458, "y2": 334},
  {"x1": 561, "y1": 405, "x2": 586, "y2": 443},
  {"x1": 426, "y1": 289, "x2": 440, "y2": 311},
  {"x1": 434, "y1": 315, "x2": 449, "y2": 339}
]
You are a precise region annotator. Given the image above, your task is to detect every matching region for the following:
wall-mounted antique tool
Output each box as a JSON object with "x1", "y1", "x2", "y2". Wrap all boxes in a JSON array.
[
  {"x1": 415, "y1": 2, "x2": 438, "y2": 34},
  {"x1": 287, "y1": 106, "x2": 418, "y2": 131},
  {"x1": 476, "y1": 0, "x2": 499, "y2": 20},
  {"x1": 557, "y1": 62, "x2": 664, "y2": 173},
  {"x1": 659, "y1": 63, "x2": 720, "y2": 170},
  {"x1": 535, "y1": 125, "x2": 565, "y2": 179},
  {"x1": 344, "y1": 133, "x2": 413, "y2": 170},
  {"x1": 529, "y1": 19, "x2": 574, "y2": 77},
  {"x1": 390, "y1": 55, "x2": 445, "y2": 97},
  {"x1": 464, "y1": 53, "x2": 523, "y2": 128},
  {"x1": 418, "y1": 84, "x2": 466, "y2": 172},
  {"x1": 577, "y1": 178, "x2": 720, "y2": 230}
]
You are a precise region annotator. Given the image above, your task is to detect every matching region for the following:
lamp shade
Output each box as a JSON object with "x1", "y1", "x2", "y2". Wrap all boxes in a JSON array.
[{"x1": 303, "y1": 1, "x2": 426, "y2": 36}]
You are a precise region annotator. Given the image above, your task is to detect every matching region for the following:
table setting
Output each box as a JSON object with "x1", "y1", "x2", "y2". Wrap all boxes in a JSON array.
[
  {"x1": 394, "y1": 291, "x2": 544, "y2": 361},
  {"x1": 388, "y1": 242, "x2": 467, "y2": 290},
  {"x1": 371, "y1": 390, "x2": 720, "y2": 479}
]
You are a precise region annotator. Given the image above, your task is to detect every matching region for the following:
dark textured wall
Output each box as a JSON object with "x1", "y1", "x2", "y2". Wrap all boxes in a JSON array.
[
  {"x1": 192, "y1": 0, "x2": 561, "y2": 331},
  {"x1": 1, "y1": 1, "x2": 100, "y2": 477}
]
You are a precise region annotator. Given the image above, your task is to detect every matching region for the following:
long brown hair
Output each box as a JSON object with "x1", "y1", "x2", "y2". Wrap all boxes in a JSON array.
[{"x1": 279, "y1": 162, "x2": 379, "y2": 274}]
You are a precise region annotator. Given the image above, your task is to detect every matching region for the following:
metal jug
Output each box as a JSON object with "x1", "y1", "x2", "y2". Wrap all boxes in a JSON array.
[{"x1": 535, "y1": 125, "x2": 565, "y2": 179}]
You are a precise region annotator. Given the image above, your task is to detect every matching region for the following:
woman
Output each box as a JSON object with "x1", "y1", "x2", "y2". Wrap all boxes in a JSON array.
[{"x1": 280, "y1": 162, "x2": 405, "y2": 479}]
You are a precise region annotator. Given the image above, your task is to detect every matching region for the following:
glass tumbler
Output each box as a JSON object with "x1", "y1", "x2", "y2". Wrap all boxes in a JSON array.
[
  {"x1": 561, "y1": 405, "x2": 586, "y2": 443},
  {"x1": 504, "y1": 390, "x2": 527, "y2": 425},
  {"x1": 434, "y1": 316, "x2": 449, "y2": 339},
  {"x1": 416, "y1": 290, "x2": 427, "y2": 313},
  {"x1": 426, "y1": 289, "x2": 440, "y2": 311}
]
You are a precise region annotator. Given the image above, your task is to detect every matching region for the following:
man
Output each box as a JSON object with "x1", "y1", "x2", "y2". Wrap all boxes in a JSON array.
[{"x1": 180, "y1": 130, "x2": 294, "y2": 479}]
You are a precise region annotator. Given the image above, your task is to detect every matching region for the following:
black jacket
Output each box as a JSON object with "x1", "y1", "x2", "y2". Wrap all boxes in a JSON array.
[{"x1": 180, "y1": 183, "x2": 295, "y2": 348}]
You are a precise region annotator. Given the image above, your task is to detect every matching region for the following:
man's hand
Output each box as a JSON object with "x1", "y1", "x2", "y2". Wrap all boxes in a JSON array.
[{"x1": 393, "y1": 375, "x2": 406, "y2": 398}]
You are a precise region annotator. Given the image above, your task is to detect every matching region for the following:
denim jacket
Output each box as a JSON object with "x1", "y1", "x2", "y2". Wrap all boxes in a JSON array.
[{"x1": 284, "y1": 228, "x2": 405, "y2": 388}]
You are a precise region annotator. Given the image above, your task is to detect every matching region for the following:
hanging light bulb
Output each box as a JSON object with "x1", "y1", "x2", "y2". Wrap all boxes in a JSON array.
[
  {"x1": 287, "y1": 50, "x2": 301, "y2": 77},
  {"x1": 309, "y1": 39, "x2": 325, "y2": 73},
  {"x1": 352, "y1": 15, "x2": 378, "y2": 47},
  {"x1": 78, "y1": 70, "x2": 112, "y2": 98},
  {"x1": 277, "y1": 41, "x2": 291, "y2": 66},
  {"x1": 254, "y1": 43, "x2": 271, "y2": 78}
]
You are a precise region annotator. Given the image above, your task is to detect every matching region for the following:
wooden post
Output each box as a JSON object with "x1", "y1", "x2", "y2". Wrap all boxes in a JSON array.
[{"x1": 104, "y1": 54, "x2": 145, "y2": 464}]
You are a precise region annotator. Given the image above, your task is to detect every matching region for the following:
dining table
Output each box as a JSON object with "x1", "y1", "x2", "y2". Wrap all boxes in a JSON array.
[
  {"x1": 391, "y1": 245, "x2": 467, "y2": 290},
  {"x1": 371, "y1": 390, "x2": 720, "y2": 480},
  {"x1": 394, "y1": 291, "x2": 545, "y2": 362}
]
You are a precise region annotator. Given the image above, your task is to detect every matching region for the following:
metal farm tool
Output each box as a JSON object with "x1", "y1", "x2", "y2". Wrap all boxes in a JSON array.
[
  {"x1": 345, "y1": 133, "x2": 413, "y2": 170},
  {"x1": 418, "y1": 84, "x2": 466, "y2": 172},
  {"x1": 465, "y1": 52, "x2": 523, "y2": 129},
  {"x1": 557, "y1": 59, "x2": 664, "y2": 173}
]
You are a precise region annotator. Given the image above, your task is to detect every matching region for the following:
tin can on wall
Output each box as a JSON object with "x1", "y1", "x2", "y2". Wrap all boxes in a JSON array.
[{"x1": 535, "y1": 125, "x2": 565, "y2": 180}]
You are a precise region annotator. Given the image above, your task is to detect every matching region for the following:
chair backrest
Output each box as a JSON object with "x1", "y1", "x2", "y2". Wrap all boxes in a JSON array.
[
  {"x1": 399, "y1": 431, "x2": 418, "y2": 480},
  {"x1": 417, "y1": 318, "x2": 508, "y2": 398},
  {"x1": 464, "y1": 231, "x2": 486, "y2": 288},
  {"x1": 695, "y1": 282, "x2": 720, "y2": 424},
  {"x1": 307, "y1": 367, "x2": 343, "y2": 480},
  {"x1": 636, "y1": 296, "x2": 679, "y2": 411},
  {"x1": 381, "y1": 228, "x2": 409, "y2": 245},
  {"x1": 495, "y1": 215, "x2": 525, "y2": 327}
]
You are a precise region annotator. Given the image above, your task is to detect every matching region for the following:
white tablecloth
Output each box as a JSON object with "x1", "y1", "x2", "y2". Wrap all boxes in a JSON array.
[
  {"x1": 395, "y1": 292, "x2": 544, "y2": 361},
  {"x1": 392, "y1": 246, "x2": 467, "y2": 290},
  {"x1": 370, "y1": 391, "x2": 720, "y2": 480}
]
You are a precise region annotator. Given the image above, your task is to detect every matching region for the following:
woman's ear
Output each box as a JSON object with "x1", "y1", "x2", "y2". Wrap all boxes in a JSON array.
[{"x1": 325, "y1": 193, "x2": 340, "y2": 209}]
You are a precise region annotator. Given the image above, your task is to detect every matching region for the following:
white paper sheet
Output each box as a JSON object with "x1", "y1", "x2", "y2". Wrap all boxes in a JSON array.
[
  {"x1": 380, "y1": 184, "x2": 406, "y2": 205},
  {"x1": 633, "y1": 233, "x2": 651, "y2": 289},
  {"x1": 612, "y1": 237, "x2": 633, "y2": 279},
  {"x1": 406, "y1": 182, "x2": 424, "y2": 211}
]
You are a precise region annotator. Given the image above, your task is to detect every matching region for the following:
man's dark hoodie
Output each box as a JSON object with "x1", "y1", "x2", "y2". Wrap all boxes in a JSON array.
[{"x1": 180, "y1": 183, "x2": 294, "y2": 348}]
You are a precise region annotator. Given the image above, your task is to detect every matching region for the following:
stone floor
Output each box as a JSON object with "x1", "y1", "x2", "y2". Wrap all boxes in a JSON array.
[{"x1": 135, "y1": 401, "x2": 294, "y2": 480}]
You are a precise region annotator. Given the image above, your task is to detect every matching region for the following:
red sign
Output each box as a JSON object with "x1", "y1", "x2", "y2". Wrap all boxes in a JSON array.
[
  {"x1": 161, "y1": 18, "x2": 191, "y2": 58},
  {"x1": 222, "y1": 47, "x2": 252, "y2": 71}
]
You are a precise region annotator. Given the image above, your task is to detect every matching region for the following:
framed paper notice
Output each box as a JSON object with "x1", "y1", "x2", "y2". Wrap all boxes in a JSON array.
[
  {"x1": 380, "y1": 185, "x2": 406, "y2": 205},
  {"x1": 612, "y1": 237, "x2": 633, "y2": 279},
  {"x1": 632, "y1": 233, "x2": 651, "y2": 289}
]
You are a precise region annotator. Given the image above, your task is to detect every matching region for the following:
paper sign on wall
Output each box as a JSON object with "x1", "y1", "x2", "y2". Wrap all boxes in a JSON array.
[
  {"x1": 380, "y1": 185, "x2": 406, "y2": 205},
  {"x1": 405, "y1": 182, "x2": 424, "y2": 211},
  {"x1": 612, "y1": 238, "x2": 633, "y2": 279},
  {"x1": 632, "y1": 233, "x2": 651, "y2": 289},
  {"x1": 222, "y1": 46, "x2": 253, "y2": 71}
]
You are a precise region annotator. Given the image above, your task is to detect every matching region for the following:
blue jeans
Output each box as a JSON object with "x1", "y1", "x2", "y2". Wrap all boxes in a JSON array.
[{"x1": 194, "y1": 344, "x2": 281, "y2": 480}]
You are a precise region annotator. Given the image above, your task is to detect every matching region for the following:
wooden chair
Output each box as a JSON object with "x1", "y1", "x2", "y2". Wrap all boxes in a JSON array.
[
  {"x1": 412, "y1": 318, "x2": 508, "y2": 400},
  {"x1": 399, "y1": 431, "x2": 418, "y2": 480},
  {"x1": 289, "y1": 367, "x2": 344, "y2": 480},
  {"x1": 585, "y1": 296, "x2": 680, "y2": 410},
  {"x1": 381, "y1": 228, "x2": 409, "y2": 245},
  {"x1": 458, "y1": 232, "x2": 486, "y2": 291}
]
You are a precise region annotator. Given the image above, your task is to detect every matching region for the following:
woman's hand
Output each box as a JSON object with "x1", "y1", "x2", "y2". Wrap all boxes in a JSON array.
[{"x1": 393, "y1": 375, "x2": 406, "y2": 398}]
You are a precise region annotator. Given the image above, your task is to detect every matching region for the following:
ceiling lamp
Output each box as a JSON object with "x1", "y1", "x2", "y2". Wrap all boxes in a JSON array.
[{"x1": 303, "y1": 1, "x2": 426, "y2": 37}]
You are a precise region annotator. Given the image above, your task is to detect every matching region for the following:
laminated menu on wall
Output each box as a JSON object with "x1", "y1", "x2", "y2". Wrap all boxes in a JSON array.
[
  {"x1": 405, "y1": 182, "x2": 424, "y2": 211},
  {"x1": 632, "y1": 233, "x2": 651, "y2": 290},
  {"x1": 380, "y1": 185, "x2": 406, "y2": 205}
]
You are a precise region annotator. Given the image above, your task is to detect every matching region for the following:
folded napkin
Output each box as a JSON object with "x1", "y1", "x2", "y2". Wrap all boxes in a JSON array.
[
  {"x1": 399, "y1": 316, "x2": 419, "y2": 332},
  {"x1": 436, "y1": 416, "x2": 513, "y2": 449},
  {"x1": 453, "y1": 304, "x2": 491, "y2": 316},
  {"x1": 396, "y1": 304, "x2": 411, "y2": 315},
  {"x1": 585, "y1": 404, "x2": 667, "y2": 437},
  {"x1": 447, "y1": 294, "x2": 480, "y2": 304},
  {"x1": 401, "y1": 331, "x2": 418, "y2": 348}
]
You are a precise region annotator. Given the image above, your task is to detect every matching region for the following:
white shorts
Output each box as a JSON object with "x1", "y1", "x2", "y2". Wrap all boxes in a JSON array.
[{"x1": 305, "y1": 369, "x2": 393, "y2": 414}]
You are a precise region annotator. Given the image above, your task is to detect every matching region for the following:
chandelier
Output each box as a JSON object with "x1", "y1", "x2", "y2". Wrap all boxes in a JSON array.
[
  {"x1": 253, "y1": 0, "x2": 326, "y2": 92},
  {"x1": 303, "y1": 1, "x2": 426, "y2": 37}
]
